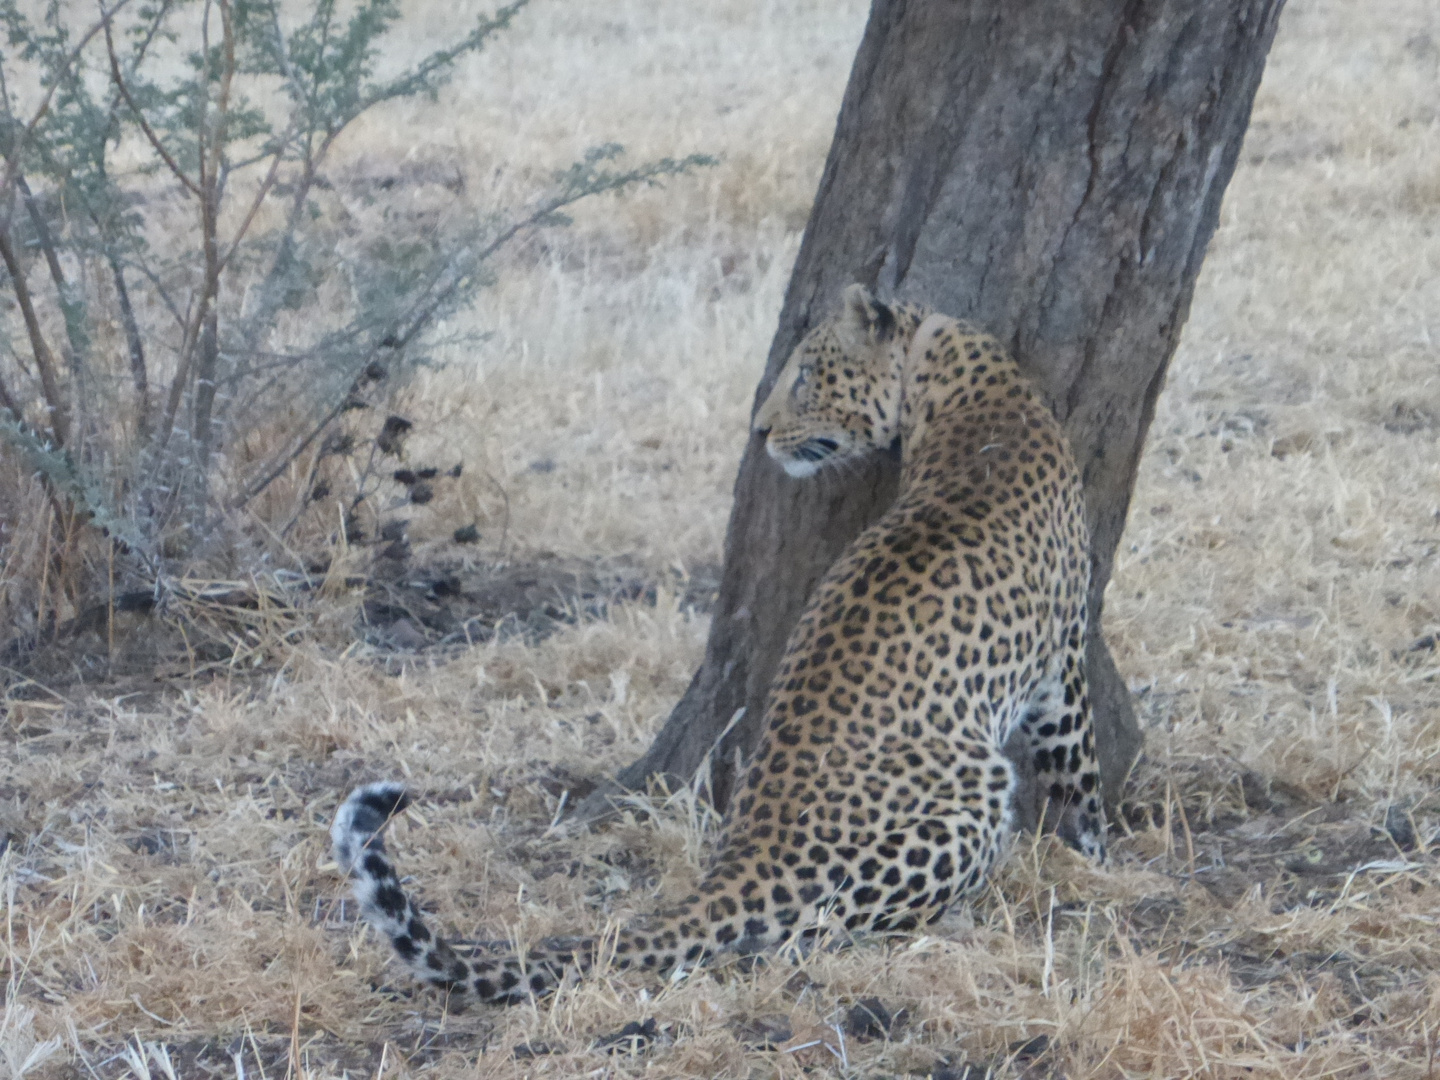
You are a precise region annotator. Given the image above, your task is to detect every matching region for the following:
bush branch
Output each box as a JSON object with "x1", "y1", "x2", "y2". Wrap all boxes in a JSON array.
[
  {"x1": 0, "y1": 225, "x2": 69, "y2": 445},
  {"x1": 103, "y1": 16, "x2": 201, "y2": 197}
]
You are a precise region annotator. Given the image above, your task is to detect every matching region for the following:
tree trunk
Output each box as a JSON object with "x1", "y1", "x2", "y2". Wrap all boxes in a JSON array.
[{"x1": 616, "y1": 0, "x2": 1286, "y2": 813}]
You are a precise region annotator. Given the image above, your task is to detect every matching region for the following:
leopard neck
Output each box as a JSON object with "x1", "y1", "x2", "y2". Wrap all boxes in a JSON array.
[
  {"x1": 898, "y1": 314, "x2": 1035, "y2": 479},
  {"x1": 875, "y1": 300, "x2": 930, "y2": 433}
]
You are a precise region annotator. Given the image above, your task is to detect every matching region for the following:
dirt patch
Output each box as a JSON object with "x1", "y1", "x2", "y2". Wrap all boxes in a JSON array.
[
  {"x1": 359, "y1": 553, "x2": 720, "y2": 651},
  {"x1": 2, "y1": 555, "x2": 720, "y2": 688}
]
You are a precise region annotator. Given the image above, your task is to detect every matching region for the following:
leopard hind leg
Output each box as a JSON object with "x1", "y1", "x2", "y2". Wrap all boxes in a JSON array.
[{"x1": 1015, "y1": 643, "x2": 1106, "y2": 862}]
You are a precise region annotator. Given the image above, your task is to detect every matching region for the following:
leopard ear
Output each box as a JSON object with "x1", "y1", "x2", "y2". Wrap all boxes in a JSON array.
[{"x1": 838, "y1": 283, "x2": 896, "y2": 347}]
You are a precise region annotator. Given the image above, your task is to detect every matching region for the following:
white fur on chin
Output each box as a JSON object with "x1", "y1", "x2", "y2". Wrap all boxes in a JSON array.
[
  {"x1": 782, "y1": 458, "x2": 821, "y2": 479},
  {"x1": 765, "y1": 439, "x2": 822, "y2": 479}
]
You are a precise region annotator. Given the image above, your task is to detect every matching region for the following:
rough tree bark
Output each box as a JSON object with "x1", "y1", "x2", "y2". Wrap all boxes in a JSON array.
[{"x1": 615, "y1": 0, "x2": 1286, "y2": 813}]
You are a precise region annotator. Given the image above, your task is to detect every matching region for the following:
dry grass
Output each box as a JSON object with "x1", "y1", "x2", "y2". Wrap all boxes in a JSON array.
[{"x1": 4, "y1": 0, "x2": 1440, "y2": 1076}]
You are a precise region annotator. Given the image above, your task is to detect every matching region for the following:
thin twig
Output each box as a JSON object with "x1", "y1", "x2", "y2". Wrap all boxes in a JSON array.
[
  {"x1": 17, "y1": 176, "x2": 75, "y2": 326},
  {"x1": 156, "y1": 290, "x2": 200, "y2": 452},
  {"x1": 103, "y1": 13, "x2": 200, "y2": 196},
  {"x1": 108, "y1": 253, "x2": 149, "y2": 429},
  {"x1": 218, "y1": 133, "x2": 293, "y2": 273},
  {"x1": 127, "y1": 259, "x2": 188, "y2": 331},
  {"x1": 228, "y1": 371, "x2": 368, "y2": 511},
  {"x1": 17, "y1": 175, "x2": 90, "y2": 437},
  {"x1": 86, "y1": 0, "x2": 171, "y2": 423},
  {"x1": 189, "y1": 0, "x2": 236, "y2": 484},
  {"x1": 0, "y1": 225, "x2": 69, "y2": 445},
  {"x1": 0, "y1": 358, "x2": 22, "y2": 416}
]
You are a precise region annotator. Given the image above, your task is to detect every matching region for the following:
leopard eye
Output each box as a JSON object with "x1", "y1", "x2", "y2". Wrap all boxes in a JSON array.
[{"x1": 790, "y1": 363, "x2": 814, "y2": 399}]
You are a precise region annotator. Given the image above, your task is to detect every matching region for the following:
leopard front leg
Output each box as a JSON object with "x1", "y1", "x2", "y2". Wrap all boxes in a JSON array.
[{"x1": 1018, "y1": 642, "x2": 1106, "y2": 862}]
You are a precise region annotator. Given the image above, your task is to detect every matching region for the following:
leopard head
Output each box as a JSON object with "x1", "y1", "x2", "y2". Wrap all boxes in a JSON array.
[{"x1": 753, "y1": 284, "x2": 908, "y2": 479}]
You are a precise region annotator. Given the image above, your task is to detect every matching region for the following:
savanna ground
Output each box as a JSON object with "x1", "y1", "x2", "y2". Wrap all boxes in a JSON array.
[{"x1": 4, "y1": 0, "x2": 1440, "y2": 1076}]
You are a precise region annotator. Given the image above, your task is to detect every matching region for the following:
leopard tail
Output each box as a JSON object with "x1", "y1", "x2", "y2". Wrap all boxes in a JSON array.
[
  {"x1": 331, "y1": 782, "x2": 592, "y2": 1004},
  {"x1": 332, "y1": 785, "x2": 792, "y2": 1004}
]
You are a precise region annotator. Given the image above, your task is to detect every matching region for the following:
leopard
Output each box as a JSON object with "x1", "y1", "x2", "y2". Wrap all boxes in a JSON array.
[{"x1": 330, "y1": 283, "x2": 1106, "y2": 1006}]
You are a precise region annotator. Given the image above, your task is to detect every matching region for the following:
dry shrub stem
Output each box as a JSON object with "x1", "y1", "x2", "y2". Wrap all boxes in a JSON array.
[{"x1": 0, "y1": 228, "x2": 68, "y2": 447}]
